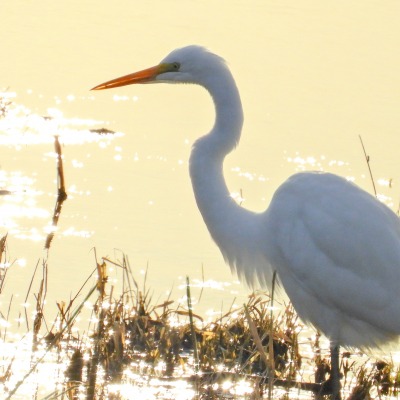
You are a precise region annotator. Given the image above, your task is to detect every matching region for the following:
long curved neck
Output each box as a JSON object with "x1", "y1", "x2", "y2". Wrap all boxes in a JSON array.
[
  {"x1": 189, "y1": 63, "x2": 244, "y2": 231},
  {"x1": 189, "y1": 64, "x2": 264, "y2": 282}
]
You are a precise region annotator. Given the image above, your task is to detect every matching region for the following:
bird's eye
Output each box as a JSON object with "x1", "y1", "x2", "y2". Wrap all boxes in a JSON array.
[{"x1": 172, "y1": 62, "x2": 180, "y2": 70}]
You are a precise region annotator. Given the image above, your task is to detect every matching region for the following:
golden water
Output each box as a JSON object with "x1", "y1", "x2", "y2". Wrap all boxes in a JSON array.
[{"x1": 1, "y1": 1, "x2": 400, "y2": 398}]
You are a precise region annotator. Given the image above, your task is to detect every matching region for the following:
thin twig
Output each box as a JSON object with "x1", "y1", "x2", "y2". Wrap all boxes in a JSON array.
[
  {"x1": 268, "y1": 271, "x2": 277, "y2": 400},
  {"x1": 186, "y1": 276, "x2": 199, "y2": 372},
  {"x1": 22, "y1": 259, "x2": 41, "y2": 331},
  {"x1": 358, "y1": 135, "x2": 377, "y2": 197},
  {"x1": 45, "y1": 135, "x2": 68, "y2": 250}
]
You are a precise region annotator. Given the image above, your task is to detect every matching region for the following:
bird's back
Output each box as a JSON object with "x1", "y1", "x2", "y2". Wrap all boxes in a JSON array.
[{"x1": 264, "y1": 171, "x2": 400, "y2": 348}]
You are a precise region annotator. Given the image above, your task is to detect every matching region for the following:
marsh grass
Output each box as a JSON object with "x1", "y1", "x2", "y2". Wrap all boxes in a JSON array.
[{"x1": 2, "y1": 245, "x2": 400, "y2": 399}]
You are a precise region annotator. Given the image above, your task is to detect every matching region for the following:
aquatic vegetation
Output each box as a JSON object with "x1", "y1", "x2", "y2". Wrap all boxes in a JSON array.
[{"x1": 1, "y1": 246, "x2": 400, "y2": 399}]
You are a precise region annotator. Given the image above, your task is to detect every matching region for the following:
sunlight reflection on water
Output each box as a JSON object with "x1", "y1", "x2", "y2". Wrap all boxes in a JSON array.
[
  {"x1": 0, "y1": 95, "x2": 123, "y2": 243},
  {"x1": 1, "y1": 91, "x2": 399, "y2": 399},
  {"x1": 0, "y1": 333, "x2": 313, "y2": 400},
  {"x1": 0, "y1": 94, "x2": 123, "y2": 146}
]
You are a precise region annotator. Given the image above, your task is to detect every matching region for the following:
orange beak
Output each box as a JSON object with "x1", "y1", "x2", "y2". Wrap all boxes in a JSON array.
[{"x1": 91, "y1": 64, "x2": 168, "y2": 90}]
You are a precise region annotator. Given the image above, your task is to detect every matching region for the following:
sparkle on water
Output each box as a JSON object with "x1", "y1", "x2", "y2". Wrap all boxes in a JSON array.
[
  {"x1": 0, "y1": 303, "x2": 275, "y2": 399},
  {"x1": 0, "y1": 93, "x2": 123, "y2": 243},
  {"x1": 1, "y1": 92, "x2": 399, "y2": 399}
]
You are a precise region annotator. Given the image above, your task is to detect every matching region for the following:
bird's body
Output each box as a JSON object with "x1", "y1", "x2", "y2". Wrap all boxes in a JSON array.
[
  {"x1": 267, "y1": 172, "x2": 400, "y2": 348},
  {"x1": 92, "y1": 45, "x2": 400, "y2": 398}
]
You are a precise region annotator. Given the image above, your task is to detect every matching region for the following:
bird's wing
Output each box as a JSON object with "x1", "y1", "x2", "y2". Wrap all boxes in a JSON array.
[{"x1": 266, "y1": 172, "x2": 400, "y2": 332}]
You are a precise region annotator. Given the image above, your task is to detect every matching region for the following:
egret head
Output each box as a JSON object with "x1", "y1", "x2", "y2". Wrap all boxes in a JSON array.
[{"x1": 91, "y1": 45, "x2": 226, "y2": 90}]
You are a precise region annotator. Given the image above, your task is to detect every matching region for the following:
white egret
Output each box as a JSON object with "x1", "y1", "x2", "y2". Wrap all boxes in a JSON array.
[{"x1": 92, "y1": 45, "x2": 400, "y2": 399}]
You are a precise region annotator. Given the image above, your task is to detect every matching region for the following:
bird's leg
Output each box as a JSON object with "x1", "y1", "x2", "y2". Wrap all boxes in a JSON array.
[{"x1": 330, "y1": 344, "x2": 341, "y2": 400}]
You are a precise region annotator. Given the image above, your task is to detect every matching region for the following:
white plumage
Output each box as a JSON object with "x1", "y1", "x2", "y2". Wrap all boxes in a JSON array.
[
  {"x1": 92, "y1": 45, "x2": 400, "y2": 399},
  {"x1": 267, "y1": 172, "x2": 400, "y2": 348}
]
